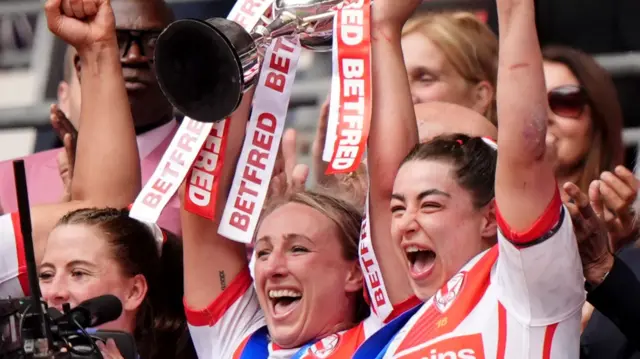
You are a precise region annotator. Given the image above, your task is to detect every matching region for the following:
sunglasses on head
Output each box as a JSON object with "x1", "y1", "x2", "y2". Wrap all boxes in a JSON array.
[{"x1": 547, "y1": 85, "x2": 588, "y2": 119}]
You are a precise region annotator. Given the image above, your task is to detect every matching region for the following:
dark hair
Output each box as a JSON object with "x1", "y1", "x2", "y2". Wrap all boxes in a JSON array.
[
  {"x1": 401, "y1": 134, "x2": 496, "y2": 208},
  {"x1": 57, "y1": 208, "x2": 196, "y2": 359},
  {"x1": 542, "y1": 45, "x2": 624, "y2": 192},
  {"x1": 260, "y1": 191, "x2": 370, "y2": 324}
]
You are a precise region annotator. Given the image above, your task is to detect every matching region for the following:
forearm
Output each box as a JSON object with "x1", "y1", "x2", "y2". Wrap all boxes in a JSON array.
[
  {"x1": 368, "y1": 24, "x2": 419, "y2": 304},
  {"x1": 71, "y1": 42, "x2": 140, "y2": 206},
  {"x1": 368, "y1": 25, "x2": 418, "y2": 195},
  {"x1": 183, "y1": 90, "x2": 254, "y2": 309},
  {"x1": 495, "y1": 0, "x2": 556, "y2": 231}
]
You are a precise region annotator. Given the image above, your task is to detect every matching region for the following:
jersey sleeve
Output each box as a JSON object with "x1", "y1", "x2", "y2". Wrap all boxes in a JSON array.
[
  {"x1": 0, "y1": 213, "x2": 28, "y2": 298},
  {"x1": 494, "y1": 190, "x2": 585, "y2": 326},
  {"x1": 184, "y1": 268, "x2": 265, "y2": 359}
]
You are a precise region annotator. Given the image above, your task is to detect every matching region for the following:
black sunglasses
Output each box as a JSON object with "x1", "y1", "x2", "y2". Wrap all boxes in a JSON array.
[
  {"x1": 116, "y1": 29, "x2": 162, "y2": 59},
  {"x1": 548, "y1": 85, "x2": 588, "y2": 119}
]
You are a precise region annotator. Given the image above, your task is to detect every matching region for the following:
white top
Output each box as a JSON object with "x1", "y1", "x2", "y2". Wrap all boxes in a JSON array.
[{"x1": 380, "y1": 191, "x2": 585, "y2": 359}]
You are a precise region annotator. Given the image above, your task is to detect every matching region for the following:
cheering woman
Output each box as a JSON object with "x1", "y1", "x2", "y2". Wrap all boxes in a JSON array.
[
  {"x1": 354, "y1": 0, "x2": 585, "y2": 357},
  {"x1": 0, "y1": 0, "x2": 142, "y2": 299}
]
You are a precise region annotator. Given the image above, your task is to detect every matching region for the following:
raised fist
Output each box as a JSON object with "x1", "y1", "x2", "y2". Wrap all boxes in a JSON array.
[{"x1": 44, "y1": 0, "x2": 116, "y2": 52}]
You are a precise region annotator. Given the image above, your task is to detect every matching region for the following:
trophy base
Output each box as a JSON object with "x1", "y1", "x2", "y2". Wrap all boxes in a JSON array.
[{"x1": 154, "y1": 19, "x2": 246, "y2": 123}]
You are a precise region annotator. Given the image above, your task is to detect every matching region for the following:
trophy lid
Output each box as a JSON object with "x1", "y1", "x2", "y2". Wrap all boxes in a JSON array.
[{"x1": 154, "y1": 19, "x2": 245, "y2": 123}]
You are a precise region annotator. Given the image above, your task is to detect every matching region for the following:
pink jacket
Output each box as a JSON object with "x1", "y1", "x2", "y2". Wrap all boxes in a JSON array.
[{"x1": 0, "y1": 125, "x2": 182, "y2": 236}]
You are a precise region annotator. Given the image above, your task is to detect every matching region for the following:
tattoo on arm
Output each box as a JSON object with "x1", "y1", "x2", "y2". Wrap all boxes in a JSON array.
[{"x1": 219, "y1": 271, "x2": 227, "y2": 290}]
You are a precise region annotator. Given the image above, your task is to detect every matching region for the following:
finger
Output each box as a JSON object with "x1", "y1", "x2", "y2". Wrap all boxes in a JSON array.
[
  {"x1": 56, "y1": 107, "x2": 76, "y2": 137},
  {"x1": 564, "y1": 200, "x2": 581, "y2": 220},
  {"x1": 69, "y1": 0, "x2": 87, "y2": 19},
  {"x1": 614, "y1": 165, "x2": 639, "y2": 194},
  {"x1": 599, "y1": 181, "x2": 628, "y2": 214},
  {"x1": 563, "y1": 182, "x2": 594, "y2": 219},
  {"x1": 281, "y1": 129, "x2": 298, "y2": 181},
  {"x1": 96, "y1": 341, "x2": 109, "y2": 358},
  {"x1": 83, "y1": 0, "x2": 99, "y2": 17},
  {"x1": 106, "y1": 339, "x2": 122, "y2": 357},
  {"x1": 291, "y1": 164, "x2": 310, "y2": 191},
  {"x1": 312, "y1": 95, "x2": 331, "y2": 156},
  {"x1": 61, "y1": 0, "x2": 74, "y2": 17},
  {"x1": 57, "y1": 150, "x2": 69, "y2": 180},
  {"x1": 589, "y1": 180, "x2": 605, "y2": 219},
  {"x1": 269, "y1": 175, "x2": 284, "y2": 198},
  {"x1": 600, "y1": 171, "x2": 636, "y2": 207},
  {"x1": 317, "y1": 96, "x2": 330, "y2": 133},
  {"x1": 50, "y1": 110, "x2": 62, "y2": 134},
  {"x1": 63, "y1": 133, "x2": 75, "y2": 174}
]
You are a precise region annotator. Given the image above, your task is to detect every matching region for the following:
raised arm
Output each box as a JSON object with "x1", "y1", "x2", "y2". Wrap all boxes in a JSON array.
[
  {"x1": 367, "y1": 0, "x2": 423, "y2": 306},
  {"x1": 493, "y1": 0, "x2": 584, "y2": 328},
  {"x1": 494, "y1": 0, "x2": 557, "y2": 229},
  {"x1": 0, "y1": 0, "x2": 142, "y2": 298},
  {"x1": 31, "y1": 0, "x2": 140, "y2": 236},
  {"x1": 181, "y1": 91, "x2": 254, "y2": 311}
]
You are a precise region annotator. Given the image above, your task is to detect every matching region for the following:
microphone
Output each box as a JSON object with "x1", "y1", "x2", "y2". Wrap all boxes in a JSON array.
[{"x1": 63, "y1": 295, "x2": 123, "y2": 328}]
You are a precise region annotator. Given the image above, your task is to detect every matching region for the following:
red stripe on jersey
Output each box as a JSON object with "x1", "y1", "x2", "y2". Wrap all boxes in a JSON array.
[
  {"x1": 233, "y1": 335, "x2": 252, "y2": 359},
  {"x1": 496, "y1": 189, "x2": 561, "y2": 245},
  {"x1": 385, "y1": 295, "x2": 422, "y2": 324},
  {"x1": 184, "y1": 268, "x2": 252, "y2": 326},
  {"x1": 396, "y1": 247, "x2": 498, "y2": 352},
  {"x1": 496, "y1": 303, "x2": 507, "y2": 359},
  {"x1": 542, "y1": 323, "x2": 558, "y2": 359},
  {"x1": 11, "y1": 212, "x2": 29, "y2": 296}
]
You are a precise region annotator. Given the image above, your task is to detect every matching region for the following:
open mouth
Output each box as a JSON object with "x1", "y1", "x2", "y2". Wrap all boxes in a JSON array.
[
  {"x1": 268, "y1": 289, "x2": 302, "y2": 319},
  {"x1": 405, "y1": 245, "x2": 437, "y2": 279}
]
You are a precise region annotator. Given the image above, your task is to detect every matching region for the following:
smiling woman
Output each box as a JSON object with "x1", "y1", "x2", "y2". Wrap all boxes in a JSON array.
[
  {"x1": 39, "y1": 208, "x2": 195, "y2": 359},
  {"x1": 253, "y1": 191, "x2": 369, "y2": 347},
  {"x1": 390, "y1": 134, "x2": 497, "y2": 300}
]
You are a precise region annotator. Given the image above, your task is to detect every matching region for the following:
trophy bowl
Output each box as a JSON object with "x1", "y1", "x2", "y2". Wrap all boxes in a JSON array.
[{"x1": 154, "y1": 18, "x2": 258, "y2": 123}]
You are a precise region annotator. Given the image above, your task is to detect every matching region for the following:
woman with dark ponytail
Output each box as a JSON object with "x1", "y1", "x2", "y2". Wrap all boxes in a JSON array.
[{"x1": 38, "y1": 208, "x2": 196, "y2": 359}]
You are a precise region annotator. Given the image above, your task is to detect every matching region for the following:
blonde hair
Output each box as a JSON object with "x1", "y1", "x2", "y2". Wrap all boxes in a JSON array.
[{"x1": 403, "y1": 12, "x2": 498, "y2": 125}]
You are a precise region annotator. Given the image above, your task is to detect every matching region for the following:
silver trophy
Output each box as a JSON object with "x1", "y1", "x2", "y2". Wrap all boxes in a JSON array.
[{"x1": 154, "y1": 0, "x2": 343, "y2": 123}]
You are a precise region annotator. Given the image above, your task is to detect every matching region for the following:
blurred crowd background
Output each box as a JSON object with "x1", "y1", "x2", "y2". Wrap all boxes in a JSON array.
[{"x1": 0, "y1": 0, "x2": 638, "y2": 181}]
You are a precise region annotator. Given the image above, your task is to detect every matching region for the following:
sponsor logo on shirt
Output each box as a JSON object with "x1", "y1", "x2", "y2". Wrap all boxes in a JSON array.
[
  {"x1": 395, "y1": 333, "x2": 484, "y2": 359},
  {"x1": 305, "y1": 333, "x2": 341, "y2": 358},
  {"x1": 434, "y1": 272, "x2": 466, "y2": 313}
]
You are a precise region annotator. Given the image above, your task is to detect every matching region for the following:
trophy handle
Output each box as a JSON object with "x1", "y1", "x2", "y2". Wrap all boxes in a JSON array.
[{"x1": 154, "y1": 18, "x2": 258, "y2": 123}]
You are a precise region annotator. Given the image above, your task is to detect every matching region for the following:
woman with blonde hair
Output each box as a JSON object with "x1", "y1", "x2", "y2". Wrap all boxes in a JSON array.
[{"x1": 402, "y1": 11, "x2": 498, "y2": 124}]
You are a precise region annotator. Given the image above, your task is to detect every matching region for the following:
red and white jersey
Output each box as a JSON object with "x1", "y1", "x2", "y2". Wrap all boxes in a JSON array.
[
  {"x1": 0, "y1": 213, "x2": 28, "y2": 298},
  {"x1": 186, "y1": 267, "x2": 417, "y2": 359},
  {"x1": 381, "y1": 192, "x2": 585, "y2": 359}
]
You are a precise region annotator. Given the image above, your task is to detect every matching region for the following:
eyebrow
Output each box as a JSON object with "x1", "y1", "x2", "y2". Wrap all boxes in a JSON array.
[
  {"x1": 408, "y1": 65, "x2": 439, "y2": 77},
  {"x1": 391, "y1": 189, "x2": 451, "y2": 202},
  {"x1": 254, "y1": 233, "x2": 314, "y2": 247},
  {"x1": 38, "y1": 260, "x2": 97, "y2": 272}
]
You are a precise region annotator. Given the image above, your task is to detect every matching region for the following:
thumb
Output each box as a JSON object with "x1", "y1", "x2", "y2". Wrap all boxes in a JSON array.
[{"x1": 589, "y1": 180, "x2": 605, "y2": 219}]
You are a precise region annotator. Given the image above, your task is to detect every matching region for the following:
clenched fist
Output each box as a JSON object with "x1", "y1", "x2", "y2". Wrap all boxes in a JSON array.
[{"x1": 44, "y1": 0, "x2": 116, "y2": 52}]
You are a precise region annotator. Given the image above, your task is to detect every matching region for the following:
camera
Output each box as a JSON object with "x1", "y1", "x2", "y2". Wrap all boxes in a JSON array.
[{"x1": 0, "y1": 296, "x2": 137, "y2": 359}]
